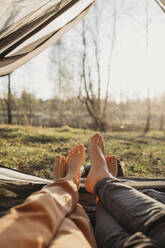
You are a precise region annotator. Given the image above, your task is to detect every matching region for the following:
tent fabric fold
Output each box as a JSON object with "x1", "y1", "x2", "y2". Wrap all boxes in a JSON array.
[
  {"x1": 0, "y1": 0, "x2": 164, "y2": 76},
  {"x1": 156, "y1": 0, "x2": 165, "y2": 11},
  {"x1": 0, "y1": 0, "x2": 95, "y2": 76}
]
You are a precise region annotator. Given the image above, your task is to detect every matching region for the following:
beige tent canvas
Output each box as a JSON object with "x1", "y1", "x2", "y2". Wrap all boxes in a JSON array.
[
  {"x1": 0, "y1": 0, "x2": 95, "y2": 76},
  {"x1": 0, "y1": 0, "x2": 164, "y2": 77},
  {"x1": 157, "y1": 0, "x2": 165, "y2": 10}
]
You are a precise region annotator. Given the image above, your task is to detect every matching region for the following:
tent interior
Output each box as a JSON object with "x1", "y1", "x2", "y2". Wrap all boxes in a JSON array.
[{"x1": 1, "y1": 0, "x2": 165, "y2": 221}]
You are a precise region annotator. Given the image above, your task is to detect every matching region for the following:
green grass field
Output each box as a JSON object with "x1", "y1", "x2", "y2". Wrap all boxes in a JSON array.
[{"x1": 0, "y1": 125, "x2": 165, "y2": 178}]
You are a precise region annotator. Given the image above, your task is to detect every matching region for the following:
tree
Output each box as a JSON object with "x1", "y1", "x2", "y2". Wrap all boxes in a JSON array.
[
  {"x1": 20, "y1": 91, "x2": 38, "y2": 125},
  {"x1": 144, "y1": 89, "x2": 151, "y2": 133},
  {"x1": 145, "y1": 0, "x2": 149, "y2": 52},
  {"x1": 0, "y1": 98, "x2": 7, "y2": 123},
  {"x1": 6, "y1": 74, "x2": 12, "y2": 124},
  {"x1": 1, "y1": 2, "x2": 23, "y2": 125},
  {"x1": 1, "y1": 74, "x2": 14, "y2": 124},
  {"x1": 144, "y1": 1, "x2": 152, "y2": 133},
  {"x1": 78, "y1": 2, "x2": 117, "y2": 131},
  {"x1": 49, "y1": 39, "x2": 74, "y2": 126},
  {"x1": 159, "y1": 94, "x2": 165, "y2": 131}
]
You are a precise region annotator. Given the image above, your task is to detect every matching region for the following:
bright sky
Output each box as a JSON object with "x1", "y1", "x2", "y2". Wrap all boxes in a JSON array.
[
  {"x1": 0, "y1": 0, "x2": 165, "y2": 101},
  {"x1": 109, "y1": 0, "x2": 165, "y2": 100}
]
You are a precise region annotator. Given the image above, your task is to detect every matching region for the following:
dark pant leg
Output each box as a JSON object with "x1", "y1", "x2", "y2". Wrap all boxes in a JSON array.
[
  {"x1": 95, "y1": 202, "x2": 130, "y2": 248},
  {"x1": 123, "y1": 232, "x2": 158, "y2": 248},
  {"x1": 94, "y1": 177, "x2": 165, "y2": 247},
  {"x1": 141, "y1": 189, "x2": 165, "y2": 204},
  {"x1": 95, "y1": 202, "x2": 158, "y2": 248}
]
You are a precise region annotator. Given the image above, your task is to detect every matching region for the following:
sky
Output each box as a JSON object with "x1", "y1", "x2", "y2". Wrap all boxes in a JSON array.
[
  {"x1": 0, "y1": 0, "x2": 165, "y2": 101},
  {"x1": 109, "y1": 0, "x2": 165, "y2": 100}
]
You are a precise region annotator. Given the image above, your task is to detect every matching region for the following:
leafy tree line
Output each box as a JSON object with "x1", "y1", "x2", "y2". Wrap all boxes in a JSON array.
[{"x1": 0, "y1": 90, "x2": 165, "y2": 132}]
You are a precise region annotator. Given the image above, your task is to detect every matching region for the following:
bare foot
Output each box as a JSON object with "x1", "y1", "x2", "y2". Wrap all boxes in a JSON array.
[
  {"x1": 53, "y1": 155, "x2": 66, "y2": 179},
  {"x1": 66, "y1": 145, "x2": 85, "y2": 188},
  {"x1": 105, "y1": 155, "x2": 118, "y2": 177},
  {"x1": 97, "y1": 133, "x2": 105, "y2": 155},
  {"x1": 85, "y1": 134, "x2": 112, "y2": 193},
  {"x1": 97, "y1": 133, "x2": 118, "y2": 177}
]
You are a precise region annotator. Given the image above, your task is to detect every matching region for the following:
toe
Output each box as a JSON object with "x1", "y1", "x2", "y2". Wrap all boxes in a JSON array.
[
  {"x1": 55, "y1": 155, "x2": 61, "y2": 167},
  {"x1": 105, "y1": 155, "x2": 109, "y2": 162},
  {"x1": 91, "y1": 133, "x2": 99, "y2": 145},
  {"x1": 98, "y1": 134, "x2": 105, "y2": 154},
  {"x1": 80, "y1": 144, "x2": 85, "y2": 153},
  {"x1": 106, "y1": 155, "x2": 117, "y2": 177},
  {"x1": 61, "y1": 156, "x2": 66, "y2": 164}
]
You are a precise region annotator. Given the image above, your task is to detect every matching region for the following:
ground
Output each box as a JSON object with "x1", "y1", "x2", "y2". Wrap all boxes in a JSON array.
[{"x1": 0, "y1": 125, "x2": 165, "y2": 178}]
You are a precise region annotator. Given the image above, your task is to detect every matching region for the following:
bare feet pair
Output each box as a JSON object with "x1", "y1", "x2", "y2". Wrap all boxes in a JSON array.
[
  {"x1": 53, "y1": 133, "x2": 117, "y2": 192},
  {"x1": 53, "y1": 145, "x2": 85, "y2": 188}
]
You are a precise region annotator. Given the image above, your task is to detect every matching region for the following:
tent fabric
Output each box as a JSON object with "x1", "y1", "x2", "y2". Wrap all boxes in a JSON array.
[
  {"x1": 0, "y1": 0, "x2": 95, "y2": 76},
  {"x1": 156, "y1": 0, "x2": 165, "y2": 11}
]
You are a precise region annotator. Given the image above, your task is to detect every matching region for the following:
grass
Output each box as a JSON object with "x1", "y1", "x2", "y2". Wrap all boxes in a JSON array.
[{"x1": 0, "y1": 125, "x2": 165, "y2": 178}]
